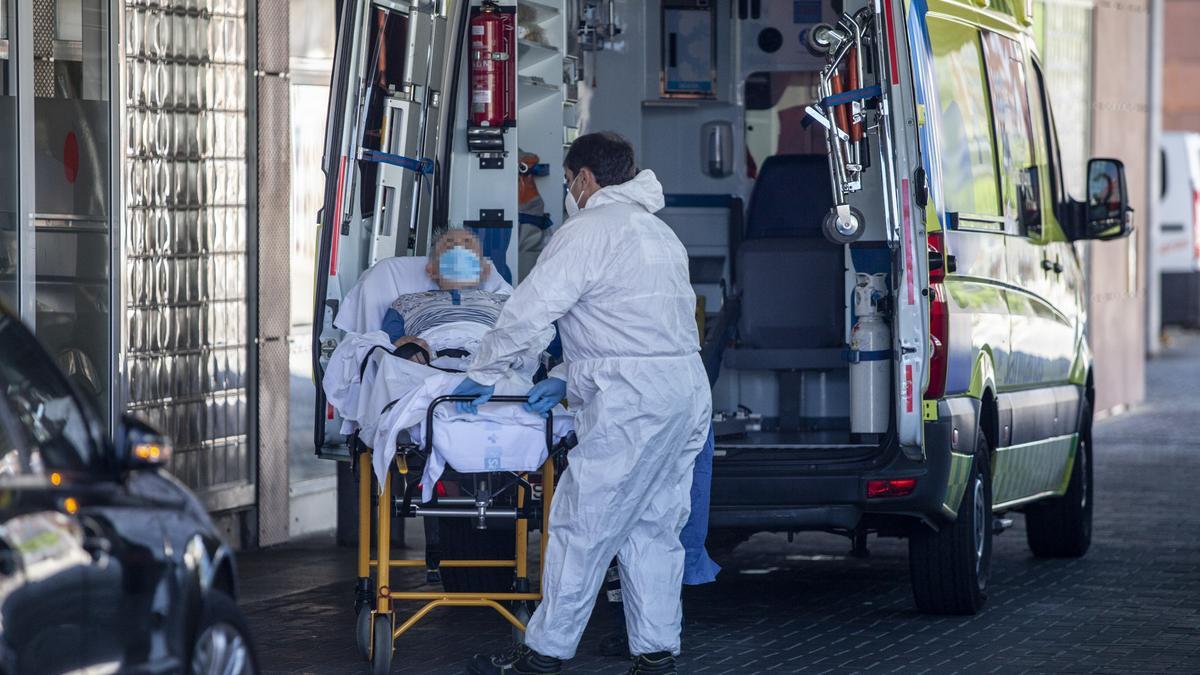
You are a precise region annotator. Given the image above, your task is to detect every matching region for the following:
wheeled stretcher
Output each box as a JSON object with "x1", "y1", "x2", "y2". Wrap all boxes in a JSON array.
[{"x1": 352, "y1": 393, "x2": 576, "y2": 675}]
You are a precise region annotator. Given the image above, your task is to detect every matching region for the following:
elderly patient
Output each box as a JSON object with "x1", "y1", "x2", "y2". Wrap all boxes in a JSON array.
[
  {"x1": 323, "y1": 229, "x2": 562, "y2": 497},
  {"x1": 381, "y1": 230, "x2": 517, "y2": 372}
]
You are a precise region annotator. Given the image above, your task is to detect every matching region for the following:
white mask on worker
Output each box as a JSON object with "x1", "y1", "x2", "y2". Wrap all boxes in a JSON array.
[{"x1": 564, "y1": 174, "x2": 582, "y2": 218}]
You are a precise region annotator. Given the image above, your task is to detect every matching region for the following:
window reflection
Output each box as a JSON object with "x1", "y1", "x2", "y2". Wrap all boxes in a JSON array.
[
  {"x1": 32, "y1": 0, "x2": 112, "y2": 414},
  {"x1": 0, "y1": 1, "x2": 16, "y2": 308},
  {"x1": 0, "y1": 315, "x2": 96, "y2": 472}
]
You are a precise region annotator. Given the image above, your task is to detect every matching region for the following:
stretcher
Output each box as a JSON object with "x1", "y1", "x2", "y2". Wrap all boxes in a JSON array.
[{"x1": 352, "y1": 393, "x2": 575, "y2": 675}]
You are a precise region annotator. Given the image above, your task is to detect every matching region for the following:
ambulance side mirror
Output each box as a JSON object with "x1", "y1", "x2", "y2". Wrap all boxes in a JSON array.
[{"x1": 1079, "y1": 158, "x2": 1134, "y2": 241}]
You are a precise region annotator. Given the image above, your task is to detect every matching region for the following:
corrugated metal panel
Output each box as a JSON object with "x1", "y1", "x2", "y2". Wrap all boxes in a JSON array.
[{"x1": 124, "y1": 0, "x2": 253, "y2": 508}]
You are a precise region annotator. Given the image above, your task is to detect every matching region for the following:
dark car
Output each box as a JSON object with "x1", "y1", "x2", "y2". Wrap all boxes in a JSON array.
[{"x1": 0, "y1": 307, "x2": 257, "y2": 673}]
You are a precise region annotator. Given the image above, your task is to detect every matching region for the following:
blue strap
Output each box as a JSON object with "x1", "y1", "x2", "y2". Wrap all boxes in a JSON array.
[
  {"x1": 820, "y1": 85, "x2": 882, "y2": 109},
  {"x1": 520, "y1": 162, "x2": 550, "y2": 177},
  {"x1": 360, "y1": 149, "x2": 435, "y2": 175},
  {"x1": 519, "y1": 212, "x2": 553, "y2": 230},
  {"x1": 844, "y1": 348, "x2": 892, "y2": 363}
]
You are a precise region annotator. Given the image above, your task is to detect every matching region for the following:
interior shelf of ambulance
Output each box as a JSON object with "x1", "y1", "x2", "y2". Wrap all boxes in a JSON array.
[
  {"x1": 517, "y1": 76, "x2": 559, "y2": 106},
  {"x1": 517, "y1": 39, "x2": 558, "y2": 68},
  {"x1": 518, "y1": 0, "x2": 560, "y2": 23}
]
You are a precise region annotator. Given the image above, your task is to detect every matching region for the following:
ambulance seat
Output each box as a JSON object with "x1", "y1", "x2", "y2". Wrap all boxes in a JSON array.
[{"x1": 724, "y1": 154, "x2": 845, "y2": 371}]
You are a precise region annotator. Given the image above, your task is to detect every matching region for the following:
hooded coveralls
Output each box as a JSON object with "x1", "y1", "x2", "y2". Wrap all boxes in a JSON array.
[{"x1": 466, "y1": 170, "x2": 712, "y2": 659}]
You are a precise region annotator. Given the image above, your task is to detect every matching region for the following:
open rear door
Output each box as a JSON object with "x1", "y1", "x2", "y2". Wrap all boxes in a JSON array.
[
  {"x1": 876, "y1": 0, "x2": 930, "y2": 455},
  {"x1": 311, "y1": 0, "x2": 462, "y2": 459}
]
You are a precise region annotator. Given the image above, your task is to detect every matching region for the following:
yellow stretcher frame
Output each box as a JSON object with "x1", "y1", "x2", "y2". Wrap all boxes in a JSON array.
[{"x1": 355, "y1": 395, "x2": 563, "y2": 672}]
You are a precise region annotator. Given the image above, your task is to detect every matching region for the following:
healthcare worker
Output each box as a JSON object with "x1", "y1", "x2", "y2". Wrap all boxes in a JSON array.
[{"x1": 454, "y1": 132, "x2": 711, "y2": 675}]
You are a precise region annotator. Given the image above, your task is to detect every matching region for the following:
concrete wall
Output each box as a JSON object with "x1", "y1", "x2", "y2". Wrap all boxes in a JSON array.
[
  {"x1": 1163, "y1": 0, "x2": 1200, "y2": 131},
  {"x1": 1088, "y1": 0, "x2": 1150, "y2": 413}
]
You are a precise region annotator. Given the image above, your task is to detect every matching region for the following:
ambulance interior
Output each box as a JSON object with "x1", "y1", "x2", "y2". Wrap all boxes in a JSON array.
[{"x1": 318, "y1": 0, "x2": 905, "y2": 460}]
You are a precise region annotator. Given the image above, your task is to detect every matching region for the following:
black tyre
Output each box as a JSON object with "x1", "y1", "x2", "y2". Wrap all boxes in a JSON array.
[
  {"x1": 438, "y1": 517, "x2": 516, "y2": 593},
  {"x1": 908, "y1": 433, "x2": 993, "y2": 615},
  {"x1": 355, "y1": 606, "x2": 371, "y2": 661},
  {"x1": 1025, "y1": 401, "x2": 1093, "y2": 558},
  {"x1": 189, "y1": 591, "x2": 259, "y2": 675},
  {"x1": 512, "y1": 602, "x2": 532, "y2": 644},
  {"x1": 371, "y1": 613, "x2": 393, "y2": 675}
]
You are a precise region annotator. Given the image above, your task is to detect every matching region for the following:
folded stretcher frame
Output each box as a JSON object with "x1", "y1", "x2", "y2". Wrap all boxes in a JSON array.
[{"x1": 354, "y1": 394, "x2": 575, "y2": 671}]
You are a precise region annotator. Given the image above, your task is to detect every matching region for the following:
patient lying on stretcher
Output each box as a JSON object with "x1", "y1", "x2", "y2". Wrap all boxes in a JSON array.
[
  {"x1": 380, "y1": 229, "x2": 519, "y2": 371},
  {"x1": 323, "y1": 229, "x2": 566, "y2": 500}
]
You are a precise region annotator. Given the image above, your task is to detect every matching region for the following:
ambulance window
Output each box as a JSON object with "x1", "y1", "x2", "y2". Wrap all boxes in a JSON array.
[
  {"x1": 927, "y1": 19, "x2": 1001, "y2": 222},
  {"x1": 358, "y1": 9, "x2": 409, "y2": 215},
  {"x1": 981, "y1": 33, "x2": 1040, "y2": 236},
  {"x1": 1030, "y1": 61, "x2": 1066, "y2": 224},
  {"x1": 743, "y1": 71, "x2": 824, "y2": 177}
]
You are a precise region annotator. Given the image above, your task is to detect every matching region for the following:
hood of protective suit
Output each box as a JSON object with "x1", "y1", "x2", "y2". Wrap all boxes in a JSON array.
[{"x1": 585, "y1": 169, "x2": 665, "y2": 214}]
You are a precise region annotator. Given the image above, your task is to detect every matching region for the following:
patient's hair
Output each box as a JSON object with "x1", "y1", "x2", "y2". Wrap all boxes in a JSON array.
[
  {"x1": 428, "y1": 228, "x2": 482, "y2": 256},
  {"x1": 565, "y1": 132, "x2": 637, "y2": 187}
]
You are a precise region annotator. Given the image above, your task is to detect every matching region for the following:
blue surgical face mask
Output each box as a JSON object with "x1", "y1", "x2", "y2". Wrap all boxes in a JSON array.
[{"x1": 439, "y1": 245, "x2": 482, "y2": 284}]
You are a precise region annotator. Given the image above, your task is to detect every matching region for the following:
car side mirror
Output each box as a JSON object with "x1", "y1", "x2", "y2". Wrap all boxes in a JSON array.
[
  {"x1": 1081, "y1": 158, "x2": 1134, "y2": 240},
  {"x1": 116, "y1": 414, "x2": 173, "y2": 471}
]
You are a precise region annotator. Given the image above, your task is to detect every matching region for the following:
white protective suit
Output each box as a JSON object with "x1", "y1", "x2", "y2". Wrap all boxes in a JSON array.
[{"x1": 466, "y1": 169, "x2": 712, "y2": 659}]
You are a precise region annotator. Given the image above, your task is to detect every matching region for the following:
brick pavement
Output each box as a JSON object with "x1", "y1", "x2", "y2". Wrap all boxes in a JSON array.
[{"x1": 241, "y1": 333, "x2": 1200, "y2": 673}]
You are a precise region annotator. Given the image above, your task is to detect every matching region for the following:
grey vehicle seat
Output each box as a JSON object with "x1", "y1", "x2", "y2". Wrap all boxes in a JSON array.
[{"x1": 724, "y1": 154, "x2": 846, "y2": 372}]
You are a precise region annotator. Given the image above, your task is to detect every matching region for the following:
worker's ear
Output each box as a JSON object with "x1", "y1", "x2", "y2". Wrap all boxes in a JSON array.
[
  {"x1": 579, "y1": 167, "x2": 598, "y2": 191},
  {"x1": 578, "y1": 167, "x2": 600, "y2": 207},
  {"x1": 425, "y1": 256, "x2": 437, "y2": 280}
]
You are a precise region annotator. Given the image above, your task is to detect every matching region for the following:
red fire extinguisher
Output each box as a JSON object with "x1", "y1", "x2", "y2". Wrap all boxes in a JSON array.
[{"x1": 470, "y1": 1, "x2": 515, "y2": 128}]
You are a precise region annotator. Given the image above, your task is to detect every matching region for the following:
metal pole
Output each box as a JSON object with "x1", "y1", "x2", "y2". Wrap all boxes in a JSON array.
[{"x1": 1144, "y1": 0, "x2": 1164, "y2": 356}]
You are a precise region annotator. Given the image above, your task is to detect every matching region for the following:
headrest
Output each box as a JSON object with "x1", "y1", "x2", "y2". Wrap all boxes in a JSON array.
[
  {"x1": 333, "y1": 256, "x2": 513, "y2": 334},
  {"x1": 745, "y1": 154, "x2": 834, "y2": 239}
]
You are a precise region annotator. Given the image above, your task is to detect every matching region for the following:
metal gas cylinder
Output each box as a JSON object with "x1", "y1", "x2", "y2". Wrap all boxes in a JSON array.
[{"x1": 850, "y1": 272, "x2": 891, "y2": 435}]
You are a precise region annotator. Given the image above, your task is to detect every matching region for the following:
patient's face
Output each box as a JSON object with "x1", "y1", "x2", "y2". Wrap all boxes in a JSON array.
[{"x1": 427, "y1": 230, "x2": 491, "y2": 290}]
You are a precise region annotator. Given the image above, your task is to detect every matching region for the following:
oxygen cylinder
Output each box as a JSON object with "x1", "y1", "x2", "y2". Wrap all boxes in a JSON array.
[{"x1": 850, "y1": 273, "x2": 891, "y2": 435}]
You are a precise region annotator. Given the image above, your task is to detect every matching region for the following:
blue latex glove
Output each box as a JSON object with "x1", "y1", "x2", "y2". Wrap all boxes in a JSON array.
[
  {"x1": 524, "y1": 377, "x2": 566, "y2": 416},
  {"x1": 452, "y1": 377, "x2": 495, "y2": 414}
]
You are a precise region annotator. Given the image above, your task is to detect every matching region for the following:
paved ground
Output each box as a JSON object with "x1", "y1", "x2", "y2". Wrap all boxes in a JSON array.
[{"x1": 241, "y1": 334, "x2": 1200, "y2": 673}]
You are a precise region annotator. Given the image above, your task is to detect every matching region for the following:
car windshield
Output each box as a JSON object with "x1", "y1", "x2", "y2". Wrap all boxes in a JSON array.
[{"x1": 0, "y1": 315, "x2": 97, "y2": 472}]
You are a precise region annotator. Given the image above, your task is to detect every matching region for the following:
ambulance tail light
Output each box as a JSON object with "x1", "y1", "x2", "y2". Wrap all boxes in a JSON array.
[
  {"x1": 925, "y1": 232, "x2": 949, "y2": 400},
  {"x1": 867, "y1": 478, "x2": 918, "y2": 499}
]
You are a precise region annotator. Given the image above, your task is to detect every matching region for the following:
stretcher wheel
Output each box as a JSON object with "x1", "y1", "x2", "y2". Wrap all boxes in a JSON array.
[
  {"x1": 371, "y1": 613, "x2": 393, "y2": 675},
  {"x1": 355, "y1": 606, "x2": 372, "y2": 661},
  {"x1": 512, "y1": 602, "x2": 532, "y2": 644},
  {"x1": 822, "y1": 206, "x2": 866, "y2": 244}
]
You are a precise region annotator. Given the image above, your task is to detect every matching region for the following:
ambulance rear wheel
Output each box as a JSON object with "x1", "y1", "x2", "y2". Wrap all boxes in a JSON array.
[
  {"x1": 438, "y1": 517, "x2": 516, "y2": 593},
  {"x1": 908, "y1": 432, "x2": 992, "y2": 615}
]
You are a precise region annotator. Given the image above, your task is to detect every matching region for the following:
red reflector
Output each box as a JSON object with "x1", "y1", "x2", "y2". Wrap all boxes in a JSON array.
[
  {"x1": 326, "y1": 403, "x2": 335, "y2": 420},
  {"x1": 867, "y1": 478, "x2": 918, "y2": 498},
  {"x1": 436, "y1": 480, "x2": 447, "y2": 497},
  {"x1": 884, "y1": 0, "x2": 901, "y2": 85}
]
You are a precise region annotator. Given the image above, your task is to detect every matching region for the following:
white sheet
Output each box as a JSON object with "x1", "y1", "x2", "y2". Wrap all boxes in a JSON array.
[
  {"x1": 370, "y1": 367, "x2": 572, "y2": 502},
  {"x1": 324, "y1": 340, "x2": 572, "y2": 502},
  {"x1": 322, "y1": 331, "x2": 395, "y2": 436}
]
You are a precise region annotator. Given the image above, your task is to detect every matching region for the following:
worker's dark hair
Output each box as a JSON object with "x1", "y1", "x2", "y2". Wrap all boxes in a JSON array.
[{"x1": 564, "y1": 132, "x2": 637, "y2": 187}]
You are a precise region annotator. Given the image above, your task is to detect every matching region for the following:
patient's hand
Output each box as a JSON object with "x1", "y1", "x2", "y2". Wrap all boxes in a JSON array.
[{"x1": 393, "y1": 336, "x2": 431, "y2": 364}]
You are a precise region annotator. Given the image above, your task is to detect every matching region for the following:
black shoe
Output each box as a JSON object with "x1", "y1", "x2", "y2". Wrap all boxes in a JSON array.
[
  {"x1": 597, "y1": 631, "x2": 630, "y2": 658},
  {"x1": 628, "y1": 651, "x2": 676, "y2": 675},
  {"x1": 468, "y1": 643, "x2": 562, "y2": 674}
]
